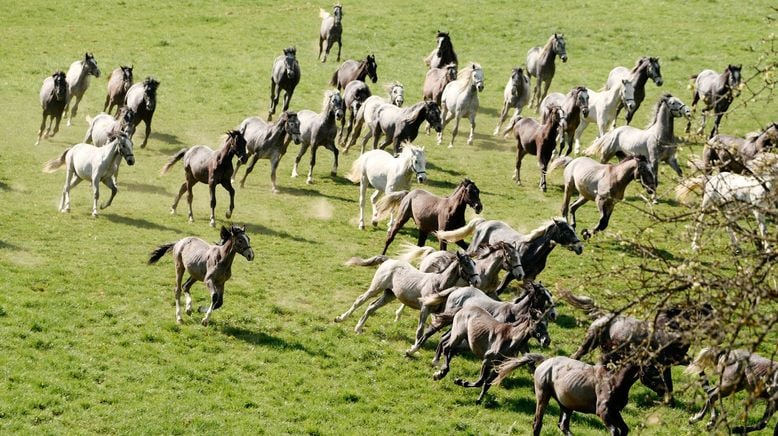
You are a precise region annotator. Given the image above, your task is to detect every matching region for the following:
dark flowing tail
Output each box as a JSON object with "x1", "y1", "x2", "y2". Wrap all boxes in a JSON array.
[
  {"x1": 557, "y1": 288, "x2": 606, "y2": 318},
  {"x1": 160, "y1": 148, "x2": 187, "y2": 175},
  {"x1": 148, "y1": 243, "x2": 175, "y2": 264},
  {"x1": 329, "y1": 69, "x2": 339, "y2": 87},
  {"x1": 493, "y1": 353, "x2": 546, "y2": 385},
  {"x1": 344, "y1": 255, "x2": 389, "y2": 266}
]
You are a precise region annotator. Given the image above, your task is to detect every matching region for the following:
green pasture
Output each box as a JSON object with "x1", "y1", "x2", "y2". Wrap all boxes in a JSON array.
[{"x1": 0, "y1": 0, "x2": 775, "y2": 434}]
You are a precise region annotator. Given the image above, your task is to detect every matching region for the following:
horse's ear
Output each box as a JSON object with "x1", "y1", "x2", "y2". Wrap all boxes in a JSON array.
[{"x1": 622, "y1": 78, "x2": 629, "y2": 85}]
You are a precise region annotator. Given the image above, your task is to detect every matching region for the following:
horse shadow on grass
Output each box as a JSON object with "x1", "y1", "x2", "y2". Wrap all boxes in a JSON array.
[
  {"x1": 281, "y1": 185, "x2": 354, "y2": 203},
  {"x1": 0, "y1": 240, "x2": 21, "y2": 251},
  {"x1": 242, "y1": 221, "x2": 319, "y2": 244},
  {"x1": 601, "y1": 238, "x2": 679, "y2": 261},
  {"x1": 122, "y1": 181, "x2": 171, "y2": 196},
  {"x1": 0, "y1": 181, "x2": 10, "y2": 191},
  {"x1": 220, "y1": 325, "x2": 321, "y2": 356},
  {"x1": 425, "y1": 162, "x2": 464, "y2": 178},
  {"x1": 502, "y1": 394, "x2": 606, "y2": 429},
  {"x1": 150, "y1": 131, "x2": 184, "y2": 145},
  {"x1": 103, "y1": 213, "x2": 186, "y2": 233},
  {"x1": 553, "y1": 313, "x2": 579, "y2": 330}
]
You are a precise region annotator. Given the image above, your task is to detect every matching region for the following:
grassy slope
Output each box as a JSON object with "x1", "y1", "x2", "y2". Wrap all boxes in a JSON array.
[{"x1": 0, "y1": 0, "x2": 775, "y2": 434}]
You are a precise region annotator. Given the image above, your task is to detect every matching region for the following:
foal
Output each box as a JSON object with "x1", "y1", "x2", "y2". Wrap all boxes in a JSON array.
[
  {"x1": 36, "y1": 70, "x2": 68, "y2": 145},
  {"x1": 507, "y1": 105, "x2": 567, "y2": 192}
]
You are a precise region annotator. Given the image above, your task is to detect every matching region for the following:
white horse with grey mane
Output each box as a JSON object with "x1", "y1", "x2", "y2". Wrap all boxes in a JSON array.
[
  {"x1": 573, "y1": 79, "x2": 635, "y2": 154},
  {"x1": 65, "y1": 52, "x2": 101, "y2": 127},
  {"x1": 438, "y1": 63, "x2": 484, "y2": 148}
]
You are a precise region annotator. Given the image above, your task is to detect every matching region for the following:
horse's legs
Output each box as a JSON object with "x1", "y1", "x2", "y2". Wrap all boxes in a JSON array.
[
  {"x1": 336, "y1": 39, "x2": 342, "y2": 62},
  {"x1": 182, "y1": 276, "x2": 196, "y2": 316},
  {"x1": 200, "y1": 280, "x2": 222, "y2": 326},
  {"x1": 689, "y1": 385, "x2": 718, "y2": 424},
  {"x1": 268, "y1": 80, "x2": 278, "y2": 121},
  {"x1": 570, "y1": 327, "x2": 598, "y2": 360},
  {"x1": 448, "y1": 114, "x2": 462, "y2": 148},
  {"x1": 394, "y1": 304, "x2": 405, "y2": 322},
  {"x1": 208, "y1": 182, "x2": 217, "y2": 227},
  {"x1": 592, "y1": 197, "x2": 613, "y2": 236},
  {"x1": 573, "y1": 120, "x2": 587, "y2": 154},
  {"x1": 36, "y1": 114, "x2": 47, "y2": 145},
  {"x1": 533, "y1": 385, "x2": 551, "y2": 436},
  {"x1": 174, "y1": 259, "x2": 185, "y2": 323},
  {"x1": 437, "y1": 106, "x2": 453, "y2": 146},
  {"x1": 733, "y1": 396, "x2": 776, "y2": 434},
  {"x1": 292, "y1": 139, "x2": 308, "y2": 178},
  {"x1": 222, "y1": 179, "x2": 236, "y2": 220},
  {"x1": 466, "y1": 113, "x2": 476, "y2": 146},
  {"x1": 306, "y1": 145, "x2": 318, "y2": 184},
  {"x1": 334, "y1": 277, "x2": 387, "y2": 325},
  {"x1": 710, "y1": 113, "x2": 724, "y2": 139},
  {"x1": 353, "y1": 289, "x2": 395, "y2": 334},
  {"x1": 170, "y1": 181, "x2": 188, "y2": 214},
  {"x1": 318, "y1": 36, "x2": 324, "y2": 61},
  {"x1": 99, "y1": 177, "x2": 118, "y2": 210},
  {"x1": 513, "y1": 145, "x2": 527, "y2": 185},
  {"x1": 67, "y1": 94, "x2": 83, "y2": 127},
  {"x1": 494, "y1": 101, "x2": 510, "y2": 136},
  {"x1": 282, "y1": 89, "x2": 294, "y2": 113},
  {"x1": 382, "y1": 202, "x2": 414, "y2": 255},
  {"x1": 725, "y1": 221, "x2": 740, "y2": 253},
  {"x1": 755, "y1": 210, "x2": 769, "y2": 252},
  {"x1": 418, "y1": 231, "x2": 430, "y2": 249},
  {"x1": 455, "y1": 355, "x2": 493, "y2": 388},
  {"x1": 370, "y1": 189, "x2": 382, "y2": 228},
  {"x1": 357, "y1": 180, "x2": 367, "y2": 229},
  {"x1": 405, "y1": 305, "x2": 433, "y2": 355},
  {"x1": 185, "y1": 177, "x2": 196, "y2": 224},
  {"x1": 540, "y1": 79, "x2": 551, "y2": 109},
  {"x1": 238, "y1": 154, "x2": 259, "y2": 188},
  {"x1": 60, "y1": 171, "x2": 81, "y2": 213},
  {"x1": 558, "y1": 406, "x2": 573, "y2": 436},
  {"x1": 538, "y1": 154, "x2": 549, "y2": 192},
  {"x1": 141, "y1": 118, "x2": 152, "y2": 148},
  {"x1": 568, "y1": 195, "x2": 589, "y2": 231},
  {"x1": 328, "y1": 143, "x2": 339, "y2": 177},
  {"x1": 686, "y1": 92, "x2": 699, "y2": 134},
  {"x1": 432, "y1": 330, "x2": 451, "y2": 365},
  {"x1": 433, "y1": 329, "x2": 463, "y2": 381},
  {"x1": 662, "y1": 366, "x2": 676, "y2": 405},
  {"x1": 691, "y1": 211, "x2": 706, "y2": 251},
  {"x1": 560, "y1": 182, "x2": 573, "y2": 223},
  {"x1": 90, "y1": 176, "x2": 101, "y2": 217}
]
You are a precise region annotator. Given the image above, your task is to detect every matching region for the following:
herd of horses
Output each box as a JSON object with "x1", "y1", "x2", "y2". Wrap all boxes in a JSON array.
[{"x1": 33, "y1": 4, "x2": 778, "y2": 435}]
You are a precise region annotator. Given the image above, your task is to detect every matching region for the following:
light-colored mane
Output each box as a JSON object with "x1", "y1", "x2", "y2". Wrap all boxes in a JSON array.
[{"x1": 452, "y1": 63, "x2": 482, "y2": 93}]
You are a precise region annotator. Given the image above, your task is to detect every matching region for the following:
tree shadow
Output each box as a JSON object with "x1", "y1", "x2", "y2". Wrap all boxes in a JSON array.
[
  {"x1": 242, "y1": 222, "x2": 319, "y2": 244},
  {"x1": 280, "y1": 186, "x2": 354, "y2": 203},
  {"x1": 554, "y1": 313, "x2": 579, "y2": 329},
  {"x1": 103, "y1": 213, "x2": 185, "y2": 233},
  {"x1": 220, "y1": 325, "x2": 321, "y2": 356},
  {"x1": 122, "y1": 181, "x2": 171, "y2": 196}
]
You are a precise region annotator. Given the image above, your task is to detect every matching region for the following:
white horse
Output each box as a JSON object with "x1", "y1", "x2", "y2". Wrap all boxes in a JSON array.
[
  {"x1": 344, "y1": 82, "x2": 405, "y2": 153},
  {"x1": 42, "y1": 132, "x2": 135, "y2": 216},
  {"x1": 493, "y1": 67, "x2": 530, "y2": 135},
  {"x1": 585, "y1": 93, "x2": 690, "y2": 187},
  {"x1": 438, "y1": 63, "x2": 484, "y2": 148},
  {"x1": 574, "y1": 79, "x2": 635, "y2": 154},
  {"x1": 346, "y1": 145, "x2": 427, "y2": 230},
  {"x1": 65, "y1": 53, "x2": 101, "y2": 127}
]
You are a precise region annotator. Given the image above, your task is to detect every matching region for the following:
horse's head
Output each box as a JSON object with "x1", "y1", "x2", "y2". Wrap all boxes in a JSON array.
[
  {"x1": 510, "y1": 68, "x2": 524, "y2": 93},
  {"x1": 143, "y1": 77, "x2": 160, "y2": 111},
  {"x1": 121, "y1": 65, "x2": 134, "y2": 91},
  {"x1": 332, "y1": 4, "x2": 343, "y2": 24},
  {"x1": 525, "y1": 311, "x2": 551, "y2": 348},
  {"x1": 52, "y1": 71, "x2": 67, "y2": 101},
  {"x1": 283, "y1": 111, "x2": 302, "y2": 145},
  {"x1": 111, "y1": 131, "x2": 135, "y2": 166},
  {"x1": 575, "y1": 86, "x2": 590, "y2": 118},
  {"x1": 365, "y1": 54, "x2": 378, "y2": 83},
  {"x1": 755, "y1": 122, "x2": 778, "y2": 151},
  {"x1": 407, "y1": 145, "x2": 427, "y2": 183},
  {"x1": 221, "y1": 225, "x2": 254, "y2": 261},
  {"x1": 550, "y1": 218, "x2": 583, "y2": 254},
  {"x1": 461, "y1": 178, "x2": 483, "y2": 213},
  {"x1": 633, "y1": 155, "x2": 656, "y2": 195},
  {"x1": 227, "y1": 129, "x2": 249, "y2": 164},
  {"x1": 388, "y1": 82, "x2": 404, "y2": 107},
  {"x1": 553, "y1": 33, "x2": 567, "y2": 63},
  {"x1": 726, "y1": 64, "x2": 743, "y2": 96},
  {"x1": 496, "y1": 241, "x2": 524, "y2": 282},
  {"x1": 456, "y1": 250, "x2": 480, "y2": 288},
  {"x1": 118, "y1": 106, "x2": 136, "y2": 137},
  {"x1": 665, "y1": 95, "x2": 690, "y2": 119},
  {"x1": 620, "y1": 78, "x2": 636, "y2": 113},
  {"x1": 470, "y1": 64, "x2": 484, "y2": 92},
  {"x1": 283, "y1": 47, "x2": 297, "y2": 79},
  {"x1": 435, "y1": 31, "x2": 450, "y2": 49},
  {"x1": 84, "y1": 52, "x2": 101, "y2": 78},
  {"x1": 424, "y1": 101, "x2": 442, "y2": 133},
  {"x1": 328, "y1": 90, "x2": 345, "y2": 120},
  {"x1": 515, "y1": 281, "x2": 557, "y2": 321},
  {"x1": 648, "y1": 57, "x2": 663, "y2": 86}
]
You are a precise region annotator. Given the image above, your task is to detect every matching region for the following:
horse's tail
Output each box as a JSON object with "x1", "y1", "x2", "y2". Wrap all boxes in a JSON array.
[
  {"x1": 319, "y1": 8, "x2": 329, "y2": 19},
  {"x1": 675, "y1": 176, "x2": 705, "y2": 204},
  {"x1": 493, "y1": 353, "x2": 546, "y2": 385},
  {"x1": 396, "y1": 243, "x2": 437, "y2": 264},
  {"x1": 344, "y1": 255, "x2": 389, "y2": 267},
  {"x1": 419, "y1": 287, "x2": 460, "y2": 307},
  {"x1": 684, "y1": 348, "x2": 718, "y2": 376},
  {"x1": 435, "y1": 217, "x2": 485, "y2": 244},
  {"x1": 557, "y1": 288, "x2": 606, "y2": 318},
  {"x1": 42, "y1": 149, "x2": 70, "y2": 173},
  {"x1": 83, "y1": 114, "x2": 94, "y2": 143},
  {"x1": 688, "y1": 74, "x2": 699, "y2": 92},
  {"x1": 329, "y1": 69, "x2": 339, "y2": 88},
  {"x1": 548, "y1": 156, "x2": 572, "y2": 173},
  {"x1": 502, "y1": 115, "x2": 522, "y2": 138},
  {"x1": 375, "y1": 191, "x2": 409, "y2": 220},
  {"x1": 161, "y1": 148, "x2": 187, "y2": 175},
  {"x1": 147, "y1": 243, "x2": 175, "y2": 265},
  {"x1": 583, "y1": 133, "x2": 612, "y2": 158},
  {"x1": 346, "y1": 154, "x2": 365, "y2": 183}
]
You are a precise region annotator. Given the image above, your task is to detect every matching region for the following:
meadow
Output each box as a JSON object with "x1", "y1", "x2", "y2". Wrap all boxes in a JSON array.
[{"x1": 0, "y1": 0, "x2": 776, "y2": 434}]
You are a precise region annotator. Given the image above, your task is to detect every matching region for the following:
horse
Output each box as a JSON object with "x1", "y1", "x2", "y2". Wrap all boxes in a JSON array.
[
  {"x1": 493, "y1": 67, "x2": 531, "y2": 136},
  {"x1": 103, "y1": 65, "x2": 133, "y2": 116},
  {"x1": 423, "y1": 63, "x2": 457, "y2": 107},
  {"x1": 42, "y1": 132, "x2": 135, "y2": 216},
  {"x1": 701, "y1": 122, "x2": 778, "y2": 174},
  {"x1": 84, "y1": 106, "x2": 136, "y2": 147},
  {"x1": 539, "y1": 86, "x2": 590, "y2": 156},
  {"x1": 584, "y1": 93, "x2": 690, "y2": 187},
  {"x1": 318, "y1": 4, "x2": 343, "y2": 63},
  {"x1": 346, "y1": 145, "x2": 427, "y2": 230},
  {"x1": 686, "y1": 64, "x2": 743, "y2": 138},
  {"x1": 329, "y1": 54, "x2": 378, "y2": 91},
  {"x1": 573, "y1": 79, "x2": 636, "y2": 154},
  {"x1": 494, "y1": 354, "x2": 642, "y2": 435},
  {"x1": 506, "y1": 105, "x2": 567, "y2": 192},
  {"x1": 606, "y1": 56, "x2": 663, "y2": 126},
  {"x1": 344, "y1": 82, "x2": 406, "y2": 153},
  {"x1": 526, "y1": 33, "x2": 567, "y2": 109},
  {"x1": 551, "y1": 155, "x2": 656, "y2": 239},
  {"x1": 124, "y1": 76, "x2": 160, "y2": 148},
  {"x1": 432, "y1": 308, "x2": 549, "y2": 404},
  {"x1": 424, "y1": 31, "x2": 458, "y2": 69},
  {"x1": 268, "y1": 47, "x2": 301, "y2": 121},
  {"x1": 36, "y1": 71, "x2": 68, "y2": 145},
  {"x1": 335, "y1": 252, "x2": 480, "y2": 355},
  {"x1": 64, "y1": 52, "x2": 101, "y2": 127},
  {"x1": 289, "y1": 90, "x2": 345, "y2": 184},
  {"x1": 339, "y1": 80, "x2": 372, "y2": 146},
  {"x1": 438, "y1": 63, "x2": 484, "y2": 148},
  {"x1": 147, "y1": 225, "x2": 255, "y2": 326},
  {"x1": 435, "y1": 217, "x2": 583, "y2": 291},
  {"x1": 360, "y1": 100, "x2": 442, "y2": 155},
  {"x1": 686, "y1": 348, "x2": 777, "y2": 433},
  {"x1": 676, "y1": 154, "x2": 776, "y2": 252},
  {"x1": 233, "y1": 111, "x2": 302, "y2": 192},
  {"x1": 162, "y1": 130, "x2": 248, "y2": 227},
  {"x1": 375, "y1": 178, "x2": 483, "y2": 255}
]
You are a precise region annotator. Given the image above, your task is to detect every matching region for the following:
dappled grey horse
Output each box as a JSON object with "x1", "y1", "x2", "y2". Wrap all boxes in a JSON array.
[
  {"x1": 526, "y1": 33, "x2": 567, "y2": 110},
  {"x1": 268, "y1": 47, "x2": 301, "y2": 121},
  {"x1": 686, "y1": 64, "x2": 742, "y2": 138},
  {"x1": 318, "y1": 4, "x2": 343, "y2": 63},
  {"x1": 65, "y1": 52, "x2": 101, "y2": 127},
  {"x1": 290, "y1": 90, "x2": 345, "y2": 184},
  {"x1": 494, "y1": 67, "x2": 530, "y2": 136}
]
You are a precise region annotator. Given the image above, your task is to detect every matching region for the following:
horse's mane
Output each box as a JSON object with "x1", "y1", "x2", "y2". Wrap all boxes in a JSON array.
[
  {"x1": 631, "y1": 57, "x2": 648, "y2": 73},
  {"x1": 283, "y1": 46, "x2": 296, "y2": 57},
  {"x1": 452, "y1": 63, "x2": 481, "y2": 93},
  {"x1": 398, "y1": 101, "x2": 427, "y2": 125},
  {"x1": 398, "y1": 143, "x2": 421, "y2": 172},
  {"x1": 645, "y1": 92, "x2": 674, "y2": 129},
  {"x1": 321, "y1": 90, "x2": 338, "y2": 113},
  {"x1": 384, "y1": 81, "x2": 403, "y2": 95},
  {"x1": 519, "y1": 218, "x2": 568, "y2": 243},
  {"x1": 143, "y1": 76, "x2": 160, "y2": 93}
]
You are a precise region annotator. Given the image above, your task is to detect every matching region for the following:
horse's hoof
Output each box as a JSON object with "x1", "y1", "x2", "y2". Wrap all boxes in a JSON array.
[
  {"x1": 582, "y1": 230, "x2": 591, "y2": 240},
  {"x1": 371, "y1": 221, "x2": 378, "y2": 228},
  {"x1": 432, "y1": 371, "x2": 444, "y2": 381},
  {"x1": 185, "y1": 308, "x2": 192, "y2": 316},
  {"x1": 306, "y1": 178, "x2": 314, "y2": 185},
  {"x1": 358, "y1": 223, "x2": 365, "y2": 230},
  {"x1": 225, "y1": 210, "x2": 232, "y2": 219},
  {"x1": 201, "y1": 319, "x2": 209, "y2": 327},
  {"x1": 271, "y1": 188, "x2": 279, "y2": 194},
  {"x1": 209, "y1": 220, "x2": 216, "y2": 227},
  {"x1": 404, "y1": 349, "x2": 416, "y2": 357},
  {"x1": 447, "y1": 144, "x2": 454, "y2": 149},
  {"x1": 92, "y1": 211, "x2": 99, "y2": 218},
  {"x1": 176, "y1": 318, "x2": 183, "y2": 324},
  {"x1": 330, "y1": 171, "x2": 337, "y2": 177},
  {"x1": 454, "y1": 378, "x2": 464, "y2": 386}
]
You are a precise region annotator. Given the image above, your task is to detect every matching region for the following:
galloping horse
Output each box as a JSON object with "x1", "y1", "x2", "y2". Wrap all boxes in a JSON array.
[
  {"x1": 551, "y1": 155, "x2": 656, "y2": 239},
  {"x1": 574, "y1": 79, "x2": 635, "y2": 154},
  {"x1": 376, "y1": 178, "x2": 483, "y2": 255},
  {"x1": 539, "y1": 86, "x2": 589, "y2": 156},
  {"x1": 687, "y1": 64, "x2": 742, "y2": 138},
  {"x1": 339, "y1": 80, "x2": 372, "y2": 146},
  {"x1": 124, "y1": 76, "x2": 160, "y2": 148},
  {"x1": 162, "y1": 130, "x2": 248, "y2": 227},
  {"x1": 424, "y1": 31, "x2": 458, "y2": 69},
  {"x1": 65, "y1": 52, "x2": 101, "y2": 127},
  {"x1": 526, "y1": 33, "x2": 567, "y2": 109},
  {"x1": 702, "y1": 122, "x2": 778, "y2": 174},
  {"x1": 84, "y1": 107, "x2": 136, "y2": 147},
  {"x1": 329, "y1": 54, "x2": 378, "y2": 90},
  {"x1": 36, "y1": 71, "x2": 68, "y2": 145},
  {"x1": 439, "y1": 63, "x2": 484, "y2": 148},
  {"x1": 148, "y1": 225, "x2": 254, "y2": 326},
  {"x1": 507, "y1": 105, "x2": 567, "y2": 192},
  {"x1": 606, "y1": 56, "x2": 663, "y2": 125},
  {"x1": 360, "y1": 100, "x2": 442, "y2": 155},
  {"x1": 268, "y1": 47, "x2": 301, "y2": 121},
  {"x1": 423, "y1": 63, "x2": 457, "y2": 107},
  {"x1": 318, "y1": 4, "x2": 343, "y2": 63},
  {"x1": 289, "y1": 90, "x2": 345, "y2": 184},
  {"x1": 103, "y1": 65, "x2": 133, "y2": 116},
  {"x1": 344, "y1": 82, "x2": 405, "y2": 152},
  {"x1": 494, "y1": 67, "x2": 531, "y2": 136}
]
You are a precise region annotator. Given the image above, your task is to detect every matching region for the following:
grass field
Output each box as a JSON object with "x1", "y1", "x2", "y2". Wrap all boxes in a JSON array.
[{"x1": 1, "y1": 1, "x2": 776, "y2": 434}]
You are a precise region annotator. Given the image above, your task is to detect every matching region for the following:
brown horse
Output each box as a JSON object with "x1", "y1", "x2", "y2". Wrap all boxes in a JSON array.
[
  {"x1": 162, "y1": 130, "x2": 248, "y2": 227},
  {"x1": 375, "y1": 178, "x2": 483, "y2": 255},
  {"x1": 148, "y1": 225, "x2": 254, "y2": 326},
  {"x1": 318, "y1": 4, "x2": 343, "y2": 63},
  {"x1": 507, "y1": 105, "x2": 567, "y2": 192},
  {"x1": 329, "y1": 54, "x2": 378, "y2": 90},
  {"x1": 103, "y1": 65, "x2": 133, "y2": 115},
  {"x1": 36, "y1": 70, "x2": 68, "y2": 145},
  {"x1": 702, "y1": 122, "x2": 778, "y2": 174},
  {"x1": 423, "y1": 63, "x2": 457, "y2": 106},
  {"x1": 539, "y1": 86, "x2": 590, "y2": 156}
]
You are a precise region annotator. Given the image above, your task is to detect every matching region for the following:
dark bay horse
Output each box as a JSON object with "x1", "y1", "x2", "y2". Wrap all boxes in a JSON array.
[
  {"x1": 361, "y1": 100, "x2": 442, "y2": 155},
  {"x1": 148, "y1": 225, "x2": 254, "y2": 326},
  {"x1": 329, "y1": 55, "x2": 378, "y2": 90},
  {"x1": 125, "y1": 76, "x2": 160, "y2": 148},
  {"x1": 104, "y1": 65, "x2": 133, "y2": 116},
  {"x1": 526, "y1": 33, "x2": 567, "y2": 109},
  {"x1": 289, "y1": 90, "x2": 345, "y2": 184},
  {"x1": 507, "y1": 105, "x2": 567, "y2": 192},
  {"x1": 686, "y1": 64, "x2": 742, "y2": 138},
  {"x1": 162, "y1": 130, "x2": 248, "y2": 227},
  {"x1": 376, "y1": 178, "x2": 483, "y2": 255},
  {"x1": 36, "y1": 70, "x2": 68, "y2": 145},
  {"x1": 318, "y1": 4, "x2": 343, "y2": 63},
  {"x1": 539, "y1": 86, "x2": 590, "y2": 156},
  {"x1": 702, "y1": 122, "x2": 778, "y2": 174},
  {"x1": 65, "y1": 52, "x2": 101, "y2": 127},
  {"x1": 339, "y1": 80, "x2": 372, "y2": 146},
  {"x1": 233, "y1": 111, "x2": 302, "y2": 192},
  {"x1": 606, "y1": 56, "x2": 663, "y2": 126},
  {"x1": 424, "y1": 31, "x2": 458, "y2": 69},
  {"x1": 268, "y1": 47, "x2": 300, "y2": 121}
]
